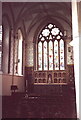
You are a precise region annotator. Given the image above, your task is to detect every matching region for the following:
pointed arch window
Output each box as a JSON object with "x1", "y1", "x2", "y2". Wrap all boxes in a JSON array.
[
  {"x1": 17, "y1": 29, "x2": 23, "y2": 75},
  {"x1": 37, "y1": 23, "x2": 65, "y2": 71}
]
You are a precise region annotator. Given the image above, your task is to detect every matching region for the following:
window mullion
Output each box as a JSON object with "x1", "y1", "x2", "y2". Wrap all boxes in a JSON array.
[
  {"x1": 42, "y1": 42, "x2": 44, "y2": 70},
  {"x1": 47, "y1": 41, "x2": 49, "y2": 70},
  {"x1": 53, "y1": 40, "x2": 54, "y2": 70},
  {"x1": 37, "y1": 42, "x2": 38, "y2": 70},
  {"x1": 58, "y1": 40, "x2": 60, "y2": 70},
  {"x1": 64, "y1": 41, "x2": 66, "y2": 69}
]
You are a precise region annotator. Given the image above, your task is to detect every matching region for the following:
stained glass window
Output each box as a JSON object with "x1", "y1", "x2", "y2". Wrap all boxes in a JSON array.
[
  {"x1": 44, "y1": 41, "x2": 48, "y2": 70},
  {"x1": 37, "y1": 23, "x2": 65, "y2": 71},
  {"x1": 38, "y1": 41, "x2": 42, "y2": 70},
  {"x1": 54, "y1": 40, "x2": 59, "y2": 70},
  {"x1": 49, "y1": 41, "x2": 53, "y2": 70},
  {"x1": 60, "y1": 39, "x2": 65, "y2": 70}
]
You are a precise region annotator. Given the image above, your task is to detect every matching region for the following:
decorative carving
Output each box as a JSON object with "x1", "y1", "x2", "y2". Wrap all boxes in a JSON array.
[{"x1": 34, "y1": 71, "x2": 66, "y2": 84}]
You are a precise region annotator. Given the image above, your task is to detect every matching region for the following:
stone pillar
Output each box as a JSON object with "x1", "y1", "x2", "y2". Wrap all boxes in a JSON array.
[
  {"x1": 14, "y1": 33, "x2": 18, "y2": 75},
  {"x1": 77, "y1": 1, "x2": 81, "y2": 119},
  {"x1": 72, "y1": 0, "x2": 79, "y2": 118},
  {"x1": 10, "y1": 29, "x2": 14, "y2": 75},
  {"x1": 0, "y1": 2, "x2": 2, "y2": 120}
]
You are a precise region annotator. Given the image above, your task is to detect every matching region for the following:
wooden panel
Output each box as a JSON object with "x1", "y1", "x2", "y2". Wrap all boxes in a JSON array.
[
  {"x1": 34, "y1": 71, "x2": 47, "y2": 84},
  {"x1": 25, "y1": 65, "x2": 74, "y2": 85},
  {"x1": 67, "y1": 65, "x2": 75, "y2": 84},
  {"x1": 34, "y1": 70, "x2": 66, "y2": 84},
  {"x1": 25, "y1": 66, "x2": 34, "y2": 92}
]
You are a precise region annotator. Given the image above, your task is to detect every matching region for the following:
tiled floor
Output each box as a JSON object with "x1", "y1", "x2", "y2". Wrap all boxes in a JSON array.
[{"x1": 2, "y1": 86, "x2": 77, "y2": 119}]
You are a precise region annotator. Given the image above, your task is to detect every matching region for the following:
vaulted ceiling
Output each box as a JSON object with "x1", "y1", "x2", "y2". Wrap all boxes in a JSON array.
[{"x1": 2, "y1": 2, "x2": 72, "y2": 39}]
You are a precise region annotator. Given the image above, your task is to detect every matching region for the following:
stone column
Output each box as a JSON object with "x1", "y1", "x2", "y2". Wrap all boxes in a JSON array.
[
  {"x1": 10, "y1": 29, "x2": 14, "y2": 75},
  {"x1": 77, "y1": 1, "x2": 81, "y2": 119},
  {"x1": 0, "y1": 2, "x2": 2, "y2": 120},
  {"x1": 72, "y1": 0, "x2": 79, "y2": 118}
]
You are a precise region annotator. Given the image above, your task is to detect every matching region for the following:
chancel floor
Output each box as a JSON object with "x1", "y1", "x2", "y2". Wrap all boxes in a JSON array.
[{"x1": 2, "y1": 85, "x2": 77, "y2": 119}]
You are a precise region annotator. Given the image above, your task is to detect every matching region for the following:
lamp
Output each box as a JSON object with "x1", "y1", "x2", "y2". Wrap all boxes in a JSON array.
[{"x1": 11, "y1": 85, "x2": 18, "y2": 95}]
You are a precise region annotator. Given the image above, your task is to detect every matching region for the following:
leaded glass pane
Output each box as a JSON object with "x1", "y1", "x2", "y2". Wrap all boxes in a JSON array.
[
  {"x1": 60, "y1": 32, "x2": 63, "y2": 36},
  {"x1": 54, "y1": 40, "x2": 59, "y2": 70},
  {"x1": 38, "y1": 42, "x2": 42, "y2": 70},
  {"x1": 41, "y1": 37, "x2": 45, "y2": 41},
  {"x1": 51, "y1": 28, "x2": 59, "y2": 36},
  {"x1": 42, "y1": 29, "x2": 50, "y2": 37},
  {"x1": 49, "y1": 34, "x2": 52, "y2": 40},
  {"x1": 57, "y1": 35, "x2": 61, "y2": 39},
  {"x1": 60, "y1": 39, "x2": 65, "y2": 70},
  {"x1": 39, "y1": 34, "x2": 42, "y2": 38},
  {"x1": 48, "y1": 24, "x2": 53, "y2": 29},
  {"x1": 49, "y1": 41, "x2": 53, "y2": 70},
  {"x1": 44, "y1": 41, "x2": 48, "y2": 70}
]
